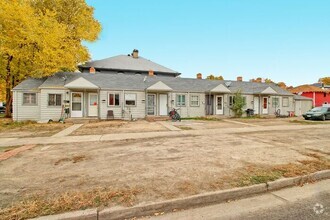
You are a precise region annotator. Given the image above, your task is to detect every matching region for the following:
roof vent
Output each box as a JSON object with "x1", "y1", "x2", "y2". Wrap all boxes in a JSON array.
[{"x1": 225, "y1": 82, "x2": 232, "y2": 87}]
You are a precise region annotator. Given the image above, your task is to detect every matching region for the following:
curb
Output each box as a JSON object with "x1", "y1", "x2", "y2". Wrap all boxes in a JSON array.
[{"x1": 32, "y1": 169, "x2": 330, "y2": 220}]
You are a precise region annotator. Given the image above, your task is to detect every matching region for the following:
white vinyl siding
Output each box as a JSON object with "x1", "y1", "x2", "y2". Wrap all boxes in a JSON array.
[
  {"x1": 40, "y1": 89, "x2": 67, "y2": 121},
  {"x1": 100, "y1": 90, "x2": 145, "y2": 120},
  {"x1": 13, "y1": 91, "x2": 40, "y2": 121}
]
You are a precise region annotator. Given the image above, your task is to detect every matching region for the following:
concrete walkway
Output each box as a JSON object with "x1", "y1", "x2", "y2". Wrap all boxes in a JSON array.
[
  {"x1": 51, "y1": 124, "x2": 83, "y2": 137},
  {"x1": 0, "y1": 123, "x2": 329, "y2": 147}
]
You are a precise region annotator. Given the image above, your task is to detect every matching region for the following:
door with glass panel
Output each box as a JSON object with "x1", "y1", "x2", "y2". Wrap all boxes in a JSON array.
[
  {"x1": 147, "y1": 94, "x2": 156, "y2": 115},
  {"x1": 88, "y1": 93, "x2": 98, "y2": 117},
  {"x1": 71, "y1": 92, "x2": 83, "y2": 117},
  {"x1": 215, "y1": 95, "x2": 224, "y2": 115}
]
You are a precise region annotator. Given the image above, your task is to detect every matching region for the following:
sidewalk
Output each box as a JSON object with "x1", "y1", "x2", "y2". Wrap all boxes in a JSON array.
[
  {"x1": 0, "y1": 123, "x2": 329, "y2": 147},
  {"x1": 144, "y1": 179, "x2": 330, "y2": 220}
]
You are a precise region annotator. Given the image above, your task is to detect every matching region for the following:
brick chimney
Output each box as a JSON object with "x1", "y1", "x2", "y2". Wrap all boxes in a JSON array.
[
  {"x1": 149, "y1": 70, "x2": 154, "y2": 76},
  {"x1": 89, "y1": 67, "x2": 96, "y2": 74},
  {"x1": 132, "y1": 49, "x2": 139, "y2": 59},
  {"x1": 197, "y1": 73, "x2": 202, "y2": 79},
  {"x1": 237, "y1": 76, "x2": 243, "y2": 81}
]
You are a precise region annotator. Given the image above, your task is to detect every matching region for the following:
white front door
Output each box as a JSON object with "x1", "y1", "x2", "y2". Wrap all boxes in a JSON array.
[
  {"x1": 262, "y1": 97, "x2": 268, "y2": 114},
  {"x1": 216, "y1": 95, "x2": 224, "y2": 115},
  {"x1": 254, "y1": 96, "x2": 260, "y2": 114},
  {"x1": 71, "y1": 92, "x2": 83, "y2": 117},
  {"x1": 159, "y1": 94, "x2": 168, "y2": 116},
  {"x1": 88, "y1": 93, "x2": 98, "y2": 117}
]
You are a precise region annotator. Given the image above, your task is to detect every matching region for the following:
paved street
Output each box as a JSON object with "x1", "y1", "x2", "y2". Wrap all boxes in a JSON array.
[{"x1": 143, "y1": 179, "x2": 330, "y2": 220}]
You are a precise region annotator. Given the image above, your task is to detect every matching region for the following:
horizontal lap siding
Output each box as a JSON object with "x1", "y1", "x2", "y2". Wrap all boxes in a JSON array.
[
  {"x1": 13, "y1": 91, "x2": 40, "y2": 121},
  {"x1": 170, "y1": 92, "x2": 205, "y2": 118},
  {"x1": 269, "y1": 96, "x2": 294, "y2": 116},
  {"x1": 40, "y1": 89, "x2": 68, "y2": 121},
  {"x1": 100, "y1": 90, "x2": 146, "y2": 120}
]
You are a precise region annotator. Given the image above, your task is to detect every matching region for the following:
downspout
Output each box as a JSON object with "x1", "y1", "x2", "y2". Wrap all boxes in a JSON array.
[
  {"x1": 313, "y1": 92, "x2": 316, "y2": 107},
  {"x1": 187, "y1": 92, "x2": 190, "y2": 117},
  {"x1": 122, "y1": 90, "x2": 125, "y2": 119},
  {"x1": 145, "y1": 88, "x2": 147, "y2": 118},
  {"x1": 98, "y1": 88, "x2": 101, "y2": 120}
]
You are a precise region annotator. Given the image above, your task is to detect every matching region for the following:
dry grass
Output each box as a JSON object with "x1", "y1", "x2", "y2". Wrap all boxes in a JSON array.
[
  {"x1": 289, "y1": 120, "x2": 324, "y2": 125},
  {"x1": 0, "y1": 146, "x2": 20, "y2": 153},
  {"x1": 0, "y1": 187, "x2": 142, "y2": 220},
  {"x1": 54, "y1": 155, "x2": 87, "y2": 166},
  {"x1": 175, "y1": 126, "x2": 193, "y2": 130}
]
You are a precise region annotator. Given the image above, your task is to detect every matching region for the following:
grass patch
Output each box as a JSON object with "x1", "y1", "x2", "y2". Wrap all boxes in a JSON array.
[
  {"x1": 181, "y1": 117, "x2": 222, "y2": 121},
  {"x1": 236, "y1": 169, "x2": 282, "y2": 187},
  {"x1": 0, "y1": 187, "x2": 142, "y2": 220},
  {"x1": 54, "y1": 155, "x2": 87, "y2": 166},
  {"x1": 176, "y1": 126, "x2": 193, "y2": 130},
  {"x1": 0, "y1": 120, "x2": 37, "y2": 131},
  {"x1": 289, "y1": 120, "x2": 324, "y2": 125},
  {"x1": 0, "y1": 146, "x2": 20, "y2": 153}
]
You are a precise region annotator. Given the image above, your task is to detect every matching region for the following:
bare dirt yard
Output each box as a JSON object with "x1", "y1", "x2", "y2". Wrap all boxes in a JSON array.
[
  {"x1": 0, "y1": 118, "x2": 72, "y2": 138},
  {"x1": 71, "y1": 120, "x2": 168, "y2": 135},
  {"x1": 0, "y1": 118, "x2": 329, "y2": 219}
]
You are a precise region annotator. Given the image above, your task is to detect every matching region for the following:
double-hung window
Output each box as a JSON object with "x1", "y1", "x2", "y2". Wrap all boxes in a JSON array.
[
  {"x1": 23, "y1": 93, "x2": 37, "y2": 105},
  {"x1": 190, "y1": 95, "x2": 199, "y2": 107},
  {"x1": 282, "y1": 97, "x2": 289, "y2": 107},
  {"x1": 125, "y1": 93, "x2": 136, "y2": 106},
  {"x1": 272, "y1": 97, "x2": 279, "y2": 107},
  {"x1": 229, "y1": 96, "x2": 236, "y2": 107},
  {"x1": 108, "y1": 93, "x2": 120, "y2": 106},
  {"x1": 48, "y1": 94, "x2": 62, "y2": 106},
  {"x1": 176, "y1": 94, "x2": 186, "y2": 107}
]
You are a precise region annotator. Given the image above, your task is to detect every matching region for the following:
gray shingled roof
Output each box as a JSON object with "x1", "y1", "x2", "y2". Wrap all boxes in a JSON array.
[
  {"x1": 78, "y1": 55, "x2": 180, "y2": 76},
  {"x1": 13, "y1": 78, "x2": 46, "y2": 90},
  {"x1": 293, "y1": 95, "x2": 313, "y2": 100},
  {"x1": 13, "y1": 72, "x2": 294, "y2": 96}
]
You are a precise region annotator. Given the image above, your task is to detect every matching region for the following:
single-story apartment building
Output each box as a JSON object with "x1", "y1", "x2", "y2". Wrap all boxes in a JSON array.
[{"x1": 12, "y1": 50, "x2": 310, "y2": 121}]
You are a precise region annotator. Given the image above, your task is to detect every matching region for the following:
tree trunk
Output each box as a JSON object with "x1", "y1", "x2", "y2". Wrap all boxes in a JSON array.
[{"x1": 5, "y1": 55, "x2": 13, "y2": 118}]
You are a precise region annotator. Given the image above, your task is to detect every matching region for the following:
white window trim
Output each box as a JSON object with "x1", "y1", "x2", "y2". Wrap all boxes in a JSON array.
[
  {"x1": 48, "y1": 94, "x2": 62, "y2": 107},
  {"x1": 282, "y1": 97, "x2": 289, "y2": 107},
  {"x1": 272, "y1": 97, "x2": 280, "y2": 108},
  {"x1": 124, "y1": 93, "x2": 137, "y2": 107},
  {"x1": 190, "y1": 94, "x2": 200, "y2": 107},
  {"x1": 22, "y1": 93, "x2": 37, "y2": 106},
  {"x1": 176, "y1": 94, "x2": 186, "y2": 107},
  {"x1": 108, "y1": 92, "x2": 121, "y2": 107}
]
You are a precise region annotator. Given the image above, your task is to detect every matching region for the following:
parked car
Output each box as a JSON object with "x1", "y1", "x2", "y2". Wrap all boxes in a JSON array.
[
  {"x1": 303, "y1": 107, "x2": 330, "y2": 121},
  {"x1": 0, "y1": 106, "x2": 5, "y2": 114}
]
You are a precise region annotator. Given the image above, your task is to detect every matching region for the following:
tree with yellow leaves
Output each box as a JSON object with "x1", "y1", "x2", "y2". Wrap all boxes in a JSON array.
[
  {"x1": 206, "y1": 74, "x2": 224, "y2": 80},
  {"x1": 319, "y1": 77, "x2": 330, "y2": 85},
  {"x1": 0, "y1": 0, "x2": 101, "y2": 117}
]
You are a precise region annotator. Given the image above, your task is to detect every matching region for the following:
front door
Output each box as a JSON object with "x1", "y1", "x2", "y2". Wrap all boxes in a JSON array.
[
  {"x1": 254, "y1": 97, "x2": 260, "y2": 114},
  {"x1": 88, "y1": 93, "x2": 98, "y2": 117},
  {"x1": 147, "y1": 94, "x2": 156, "y2": 115},
  {"x1": 159, "y1": 94, "x2": 168, "y2": 116},
  {"x1": 71, "y1": 92, "x2": 83, "y2": 117},
  {"x1": 262, "y1": 97, "x2": 268, "y2": 114},
  {"x1": 206, "y1": 95, "x2": 214, "y2": 115},
  {"x1": 216, "y1": 95, "x2": 224, "y2": 115}
]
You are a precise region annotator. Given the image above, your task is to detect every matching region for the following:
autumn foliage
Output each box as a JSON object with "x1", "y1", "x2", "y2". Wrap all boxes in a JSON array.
[{"x1": 0, "y1": 0, "x2": 101, "y2": 116}]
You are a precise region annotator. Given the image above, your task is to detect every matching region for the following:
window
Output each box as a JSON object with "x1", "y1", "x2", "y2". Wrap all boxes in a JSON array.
[
  {"x1": 190, "y1": 95, "x2": 199, "y2": 106},
  {"x1": 229, "y1": 96, "x2": 236, "y2": 107},
  {"x1": 272, "y1": 97, "x2": 279, "y2": 107},
  {"x1": 48, "y1": 94, "x2": 62, "y2": 106},
  {"x1": 282, "y1": 97, "x2": 289, "y2": 107},
  {"x1": 108, "y1": 93, "x2": 120, "y2": 106},
  {"x1": 125, "y1": 93, "x2": 136, "y2": 106},
  {"x1": 176, "y1": 94, "x2": 186, "y2": 106},
  {"x1": 23, "y1": 93, "x2": 37, "y2": 105}
]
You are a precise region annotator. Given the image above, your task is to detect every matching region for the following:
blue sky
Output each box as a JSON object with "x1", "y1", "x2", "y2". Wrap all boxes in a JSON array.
[{"x1": 85, "y1": 0, "x2": 330, "y2": 86}]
